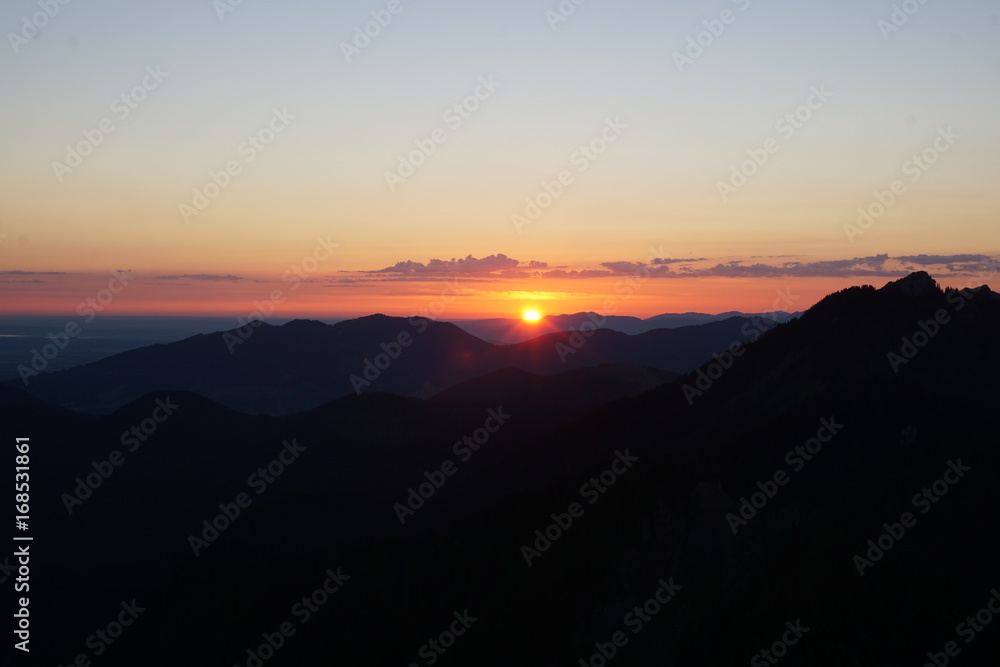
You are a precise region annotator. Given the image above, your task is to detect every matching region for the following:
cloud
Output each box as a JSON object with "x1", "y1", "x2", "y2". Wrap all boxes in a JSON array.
[
  {"x1": 895, "y1": 254, "x2": 991, "y2": 266},
  {"x1": 545, "y1": 269, "x2": 615, "y2": 279},
  {"x1": 0, "y1": 270, "x2": 66, "y2": 275},
  {"x1": 895, "y1": 254, "x2": 999, "y2": 274},
  {"x1": 601, "y1": 261, "x2": 645, "y2": 274},
  {"x1": 350, "y1": 252, "x2": 997, "y2": 283},
  {"x1": 946, "y1": 261, "x2": 1000, "y2": 274},
  {"x1": 651, "y1": 257, "x2": 706, "y2": 265},
  {"x1": 548, "y1": 255, "x2": 909, "y2": 280},
  {"x1": 767, "y1": 254, "x2": 897, "y2": 277},
  {"x1": 577, "y1": 254, "x2": 909, "y2": 279},
  {"x1": 155, "y1": 274, "x2": 245, "y2": 281},
  {"x1": 368, "y1": 254, "x2": 545, "y2": 276},
  {"x1": 545, "y1": 254, "x2": 924, "y2": 280}
]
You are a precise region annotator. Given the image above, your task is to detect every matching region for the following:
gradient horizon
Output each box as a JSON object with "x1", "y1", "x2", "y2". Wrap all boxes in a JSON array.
[{"x1": 1, "y1": 0, "x2": 998, "y2": 319}]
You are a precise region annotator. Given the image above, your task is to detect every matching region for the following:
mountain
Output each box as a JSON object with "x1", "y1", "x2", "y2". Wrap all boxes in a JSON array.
[
  {"x1": 9, "y1": 272, "x2": 1000, "y2": 666},
  {"x1": 451, "y1": 310, "x2": 801, "y2": 342},
  {"x1": 643, "y1": 310, "x2": 799, "y2": 329},
  {"x1": 449, "y1": 314, "x2": 650, "y2": 341},
  {"x1": 429, "y1": 363, "x2": 676, "y2": 425},
  {"x1": 465, "y1": 271, "x2": 1000, "y2": 663},
  {"x1": 8, "y1": 315, "x2": 771, "y2": 415},
  {"x1": 0, "y1": 315, "x2": 289, "y2": 379}
]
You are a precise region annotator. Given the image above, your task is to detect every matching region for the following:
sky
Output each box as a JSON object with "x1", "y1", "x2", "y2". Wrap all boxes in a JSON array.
[{"x1": 1, "y1": 0, "x2": 998, "y2": 319}]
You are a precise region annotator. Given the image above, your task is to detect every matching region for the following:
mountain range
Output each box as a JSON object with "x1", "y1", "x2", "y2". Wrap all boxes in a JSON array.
[
  {"x1": 8, "y1": 314, "x2": 781, "y2": 415},
  {"x1": 6, "y1": 272, "x2": 1000, "y2": 666},
  {"x1": 451, "y1": 310, "x2": 801, "y2": 343}
]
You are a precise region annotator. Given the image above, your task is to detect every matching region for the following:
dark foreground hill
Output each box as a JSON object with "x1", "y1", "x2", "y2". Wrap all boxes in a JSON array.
[
  {"x1": 6, "y1": 272, "x2": 1000, "y2": 666},
  {"x1": 8, "y1": 315, "x2": 765, "y2": 415}
]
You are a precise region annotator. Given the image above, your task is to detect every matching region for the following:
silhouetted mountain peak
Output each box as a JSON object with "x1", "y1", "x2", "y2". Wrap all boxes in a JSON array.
[
  {"x1": 281, "y1": 319, "x2": 328, "y2": 329},
  {"x1": 805, "y1": 271, "x2": 949, "y2": 322},
  {"x1": 956, "y1": 284, "x2": 1000, "y2": 301},
  {"x1": 880, "y1": 271, "x2": 940, "y2": 297},
  {"x1": 350, "y1": 313, "x2": 394, "y2": 322},
  {"x1": 336, "y1": 313, "x2": 435, "y2": 330}
]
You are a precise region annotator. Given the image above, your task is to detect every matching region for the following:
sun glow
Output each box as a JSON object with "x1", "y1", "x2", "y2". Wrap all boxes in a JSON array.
[{"x1": 523, "y1": 309, "x2": 541, "y2": 322}]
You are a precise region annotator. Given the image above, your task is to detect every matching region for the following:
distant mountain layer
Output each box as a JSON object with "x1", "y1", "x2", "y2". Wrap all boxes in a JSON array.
[
  {"x1": 451, "y1": 310, "x2": 800, "y2": 342},
  {"x1": 9, "y1": 272, "x2": 1000, "y2": 666},
  {"x1": 7, "y1": 315, "x2": 768, "y2": 415},
  {"x1": 0, "y1": 315, "x2": 285, "y2": 379}
]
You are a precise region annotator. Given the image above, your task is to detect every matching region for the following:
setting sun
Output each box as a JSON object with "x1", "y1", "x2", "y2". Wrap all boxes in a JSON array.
[{"x1": 523, "y1": 309, "x2": 541, "y2": 322}]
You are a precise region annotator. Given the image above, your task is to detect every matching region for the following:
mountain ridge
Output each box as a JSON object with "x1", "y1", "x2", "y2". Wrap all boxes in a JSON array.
[
  {"x1": 8, "y1": 315, "x2": 769, "y2": 415},
  {"x1": 9, "y1": 271, "x2": 1000, "y2": 665}
]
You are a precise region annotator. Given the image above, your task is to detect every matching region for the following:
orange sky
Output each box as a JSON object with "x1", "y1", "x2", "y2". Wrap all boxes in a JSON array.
[
  {"x1": 3, "y1": 262, "x2": 997, "y2": 320},
  {"x1": 1, "y1": 1, "x2": 998, "y2": 321}
]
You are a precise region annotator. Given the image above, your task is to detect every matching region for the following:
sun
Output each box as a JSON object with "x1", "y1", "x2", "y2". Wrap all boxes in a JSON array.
[{"x1": 523, "y1": 309, "x2": 541, "y2": 322}]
